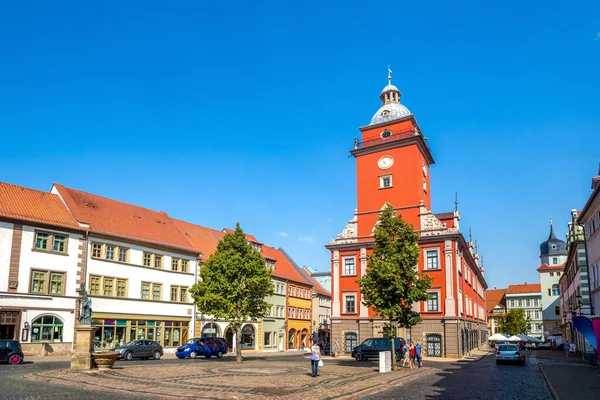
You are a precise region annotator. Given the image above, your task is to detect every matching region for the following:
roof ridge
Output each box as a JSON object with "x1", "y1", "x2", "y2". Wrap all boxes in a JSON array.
[
  {"x1": 55, "y1": 183, "x2": 171, "y2": 216},
  {"x1": 170, "y1": 217, "x2": 225, "y2": 235},
  {"x1": 1, "y1": 181, "x2": 57, "y2": 197}
]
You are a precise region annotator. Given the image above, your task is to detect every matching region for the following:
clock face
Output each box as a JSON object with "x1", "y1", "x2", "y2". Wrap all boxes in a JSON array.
[{"x1": 378, "y1": 156, "x2": 394, "y2": 170}]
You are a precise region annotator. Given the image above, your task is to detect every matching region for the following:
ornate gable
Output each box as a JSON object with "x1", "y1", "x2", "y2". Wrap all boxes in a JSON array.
[{"x1": 329, "y1": 211, "x2": 358, "y2": 244}]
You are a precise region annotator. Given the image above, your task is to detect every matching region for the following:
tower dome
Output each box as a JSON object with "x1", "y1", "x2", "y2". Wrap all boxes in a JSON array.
[
  {"x1": 369, "y1": 71, "x2": 411, "y2": 125},
  {"x1": 539, "y1": 221, "x2": 567, "y2": 258}
]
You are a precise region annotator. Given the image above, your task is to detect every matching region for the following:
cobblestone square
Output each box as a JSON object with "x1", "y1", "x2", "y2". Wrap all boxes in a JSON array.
[{"x1": 26, "y1": 357, "x2": 433, "y2": 399}]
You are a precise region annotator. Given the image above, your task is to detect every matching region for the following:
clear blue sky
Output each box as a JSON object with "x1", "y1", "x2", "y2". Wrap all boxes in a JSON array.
[{"x1": 1, "y1": 1, "x2": 599, "y2": 290}]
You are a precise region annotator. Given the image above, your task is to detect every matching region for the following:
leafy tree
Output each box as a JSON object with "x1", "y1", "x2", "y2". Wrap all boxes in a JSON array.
[
  {"x1": 190, "y1": 223, "x2": 274, "y2": 363},
  {"x1": 357, "y1": 204, "x2": 433, "y2": 370},
  {"x1": 497, "y1": 308, "x2": 531, "y2": 335}
]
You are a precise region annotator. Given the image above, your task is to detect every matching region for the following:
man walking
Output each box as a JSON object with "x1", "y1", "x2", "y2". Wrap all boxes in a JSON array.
[
  {"x1": 415, "y1": 340, "x2": 423, "y2": 369},
  {"x1": 564, "y1": 340, "x2": 570, "y2": 358}
]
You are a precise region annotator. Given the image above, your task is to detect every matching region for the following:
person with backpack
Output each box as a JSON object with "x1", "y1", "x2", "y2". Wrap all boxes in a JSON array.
[{"x1": 310, "y1": 340, "x2": 322, "y2": 377}]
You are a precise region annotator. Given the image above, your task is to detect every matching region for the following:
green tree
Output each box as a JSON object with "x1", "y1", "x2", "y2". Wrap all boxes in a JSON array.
[
  {"x1": 357, "y1": 204, "x2": 433, "y2": 370},
  {"x1": 190, "y1": 223, "x2": 274, "y2": 363},
  {"x1": 497, "y1": 308, "x2": 531, "y2": 335}
]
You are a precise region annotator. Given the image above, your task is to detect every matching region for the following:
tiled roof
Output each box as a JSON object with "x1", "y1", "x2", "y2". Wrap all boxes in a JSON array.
[
  {"x1": 506, "y1": 283, "x2": 541, "y2": 294},
  {"x1": 172, "y1": 219, "x2": 309, "y2": 285},
  {"x1": 0, "y1": 181, "x2": 84, "y2": 230},
  {"x1": 303, "y1": 268, "x2": 330, "y2": 297},
  {"x1": 172, "y1": 218, "x2": 225, "y2": 258},
  {"x1": 537, "y1": 263, "x2": 565, "y2": 272},
  {"x1": 222, "y1": 228, "x2": 261, "y2": 245},
  {"x1": 262, "y1": 245, "x2": 312, "y2": 286},
  {"x1": 485, "y1": 288, "x2": 506, "y2": 313},
  {"x1": 52, "y1": 184, "x2": 197, "y2": 253}
]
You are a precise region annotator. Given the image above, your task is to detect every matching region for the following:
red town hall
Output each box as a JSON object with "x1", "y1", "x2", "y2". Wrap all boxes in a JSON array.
[{"x1": 326, "y1": 75, "x2": 487, "y2": 358}]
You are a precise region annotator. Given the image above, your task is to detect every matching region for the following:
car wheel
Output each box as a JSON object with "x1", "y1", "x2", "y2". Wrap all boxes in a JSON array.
[
  {"x1": 153, "y1": 351, "x2": 161, "y2": 360},
  {"x1": 190, "y1": 351, "x2": 197, "y2": 359},
  {"x1": 355, "y1": 353, "x2": 364, "y2": 361},
  {"x1": 8, "y1": 354, "x2": 22, "y2": 365},
  {"x1": 217, "y1": 351, "x2": 223, "y2": 359},
  {"x1": 124, "y1": 351, "x2": 133, "y2": 361},
  {"x1": 496, "y1": 360, "x2": 500, "y2": 365}
]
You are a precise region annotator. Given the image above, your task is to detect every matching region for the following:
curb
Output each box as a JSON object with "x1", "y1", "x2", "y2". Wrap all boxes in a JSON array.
[{"x1": 538, "y1": 364, "x2": 560, "y2": 400}]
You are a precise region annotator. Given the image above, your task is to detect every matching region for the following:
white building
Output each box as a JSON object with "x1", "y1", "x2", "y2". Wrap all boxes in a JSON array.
[
  {"x1": 52, "y1": 184, "x2": 201, "y2": 350},
  {"x1": 537, "y1": 222, "x2": 567, "y2": 337},
  {"x1": 505, "y1": 284, "x2": 543, "y2": 339},
  {"x1": 303, "y1": 267, "x2": 331, "y2": 346},
  {"x1": 0, "y1": 182, "x2": 86, "y2": 356}
]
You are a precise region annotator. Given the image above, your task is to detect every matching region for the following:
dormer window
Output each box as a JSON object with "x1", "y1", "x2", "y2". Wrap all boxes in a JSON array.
[{"x1": 380, "y1": 129, "x2": 392, "y2": 138}]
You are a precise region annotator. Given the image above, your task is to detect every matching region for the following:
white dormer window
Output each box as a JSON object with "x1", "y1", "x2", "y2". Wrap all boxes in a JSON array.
[
  {"x1": 423, "y1": 179, "x2": 427, "y2": 193},
  {"x1": 422, "y1": 164, "x2": 428, "y2": 177}
]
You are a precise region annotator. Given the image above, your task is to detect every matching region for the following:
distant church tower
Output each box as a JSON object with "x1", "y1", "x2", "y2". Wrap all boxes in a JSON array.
[{"x1": 539, "y1": 220, "x2": 567, "y2": 265}]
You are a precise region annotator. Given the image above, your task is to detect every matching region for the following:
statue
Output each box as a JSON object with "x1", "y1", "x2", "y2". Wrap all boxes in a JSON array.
[
  {"x1": 354, "y1": 138, "x2": 359, "y2": 150},
  {"x1": 79, "y1": 284, "x2": 92, "y2": 325}
]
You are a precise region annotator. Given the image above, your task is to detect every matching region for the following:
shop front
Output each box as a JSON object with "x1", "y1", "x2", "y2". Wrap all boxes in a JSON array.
[{"x1": 91, "y1": 314, "x2": 191, "y2": 350}]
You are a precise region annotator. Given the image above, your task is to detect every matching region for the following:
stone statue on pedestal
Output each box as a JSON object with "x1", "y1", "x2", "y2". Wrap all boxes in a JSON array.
[{"x1": 79, "y1": 284, "x2": 92, "y2": 325}]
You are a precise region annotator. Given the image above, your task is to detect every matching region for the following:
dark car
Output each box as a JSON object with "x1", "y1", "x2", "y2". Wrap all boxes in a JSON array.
[
  {"x1": 0, "y1": 339, "x2": 24, "y2": 365},
  {"x1": 113, "y1": 340, "x2": 163, "y2": 361},
  {"x1": 351, "y1": 337, "x2": 405, "y2": 361},
  {"x1": 176, "y1": 337, "x2": 227, "y2": 359}
]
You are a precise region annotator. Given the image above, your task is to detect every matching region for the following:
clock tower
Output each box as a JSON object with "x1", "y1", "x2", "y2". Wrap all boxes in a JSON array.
[
  {"x1": 326, "y1": 72, "x2": 488, "y2": 359},
  {"x1": 352, "y1": 74, "x2": 434, "y2": 239}
]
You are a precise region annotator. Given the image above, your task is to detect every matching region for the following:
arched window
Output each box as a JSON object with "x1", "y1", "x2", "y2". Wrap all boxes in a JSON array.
[
  {"x1": 552, "y1": 284, "x2": 560, "y2": 296},
  {"x1": 426, "y1": 334, "x2": 442, "y2": 357},
  {"x1": 201, "y1": 323, "x2": 220, "y2": 337},
  {"x1": 288, "y1": 329, "x2": 296, "y2": 350},
  {"x1": 345, "y1": 332, "x2": 357, "y2": 353},
  {"x1": 301, "y1": 329, "x2": 308, "y2": 348},
  {"x1": 31, "y1": 315, "x2": 63, "y2": 342},
  {"x1": 241, "y1": 325, "x2": 255, "y2": 349}
]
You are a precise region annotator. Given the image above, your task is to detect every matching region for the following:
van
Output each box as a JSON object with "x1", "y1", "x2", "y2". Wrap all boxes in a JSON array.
[{"x1": 351, "y1": 337, "x2": 405, "y2": 361}]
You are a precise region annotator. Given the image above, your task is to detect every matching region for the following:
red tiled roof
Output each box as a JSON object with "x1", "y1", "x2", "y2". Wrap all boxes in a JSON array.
[
  {"x1": 172, "y1": 218, "x2": 225, "y2": 258},
  {"x1": 506, "y1": 283, "x2": 541, "y2": 294},
  {"x1": 303, "y1": 268, "x2": 330, "y2": 296},
  {"x1": 53, "y1": 184, "x2": 197, "y2": 253},
  {"x1": 485, "y1": 288, "x2": 506, "y2": 313},
  {"x1": 222, "y1": 228, "x2": 261, "y2": 244},
  {"x1": 537, "y1": 263, "x2": 565, "y2": 272},
  {"x1": 0, "y1": 182, "x2": 83, "y2": 230},
  {"x1": 262, "y1": 245, "x2": 311, "y2": 286}
]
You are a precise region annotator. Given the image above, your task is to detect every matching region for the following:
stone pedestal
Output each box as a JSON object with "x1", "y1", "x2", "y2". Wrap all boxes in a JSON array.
[
  {"x1": 379, "y1": 351, "x2": 391, "y2": 373},
  {"x1": 70, "y1": 324, "x2": 97, "y2": 370}
]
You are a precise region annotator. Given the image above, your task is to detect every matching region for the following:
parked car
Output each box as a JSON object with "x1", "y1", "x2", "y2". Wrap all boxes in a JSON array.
[
  {"x1": 0, "y1": 339, "x2": 24, "y2": 365},
  {"x1": 496, "y1": 344, "x2": 525, "y2": 365},
  {"x1": 351, "y1": 337, "x2": 405, "y2": 361},
  {"x1": 176, "y1": 337, "x2": 226, "y2": 359},
  {"x1": 113, "y1": 340, "x2": 163, "y2": 361}
]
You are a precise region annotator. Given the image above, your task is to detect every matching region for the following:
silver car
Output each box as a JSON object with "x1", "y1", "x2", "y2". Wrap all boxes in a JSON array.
[{"x1": 495, "y1": 344, "x2": 525, "y2": 365}]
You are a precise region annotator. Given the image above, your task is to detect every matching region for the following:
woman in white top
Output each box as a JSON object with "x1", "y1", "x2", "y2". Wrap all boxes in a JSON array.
[{"x1": 310, "y1": 341, "x2": 322, "y2": 377}]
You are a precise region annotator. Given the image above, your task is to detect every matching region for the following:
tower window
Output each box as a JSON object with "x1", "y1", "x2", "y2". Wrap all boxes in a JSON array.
[
  {"x1": 380, "y1": 130, "x2": 392, "y2": 138},
  {"x1": 423, "y1": 179, "x2": 427, "y2": 193},
  {"x1": 552, "y1": 257, "x2": 558, "y2": 264},
  {"x1": 380, "y1": 175, "x2": 392, "y2": 188}
]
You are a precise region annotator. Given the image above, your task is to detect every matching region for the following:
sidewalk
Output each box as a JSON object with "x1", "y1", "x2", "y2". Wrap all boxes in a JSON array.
[
  {"x1": 534, "y1": 349, "x2": 589, "y2": 363},
  {"x1": 539, "y1": 363, "x2": 600, "y2": 400}
]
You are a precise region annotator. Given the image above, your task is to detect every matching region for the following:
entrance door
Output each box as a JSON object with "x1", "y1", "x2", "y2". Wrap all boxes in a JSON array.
[
  {"x1": 426, "y1": 334, "x2": 442, "y2": 357},
  {"x1": 0, "y1": 311, "x2": 19, "y2": 340},
  {"x1": 225, "y1": 327, "x2": 234, "y2": 352}
]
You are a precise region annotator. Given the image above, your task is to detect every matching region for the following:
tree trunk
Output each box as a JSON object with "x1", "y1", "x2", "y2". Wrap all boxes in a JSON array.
[
  {"x1": 236, "y1": 324, "x2": 243, "y2": 363},
  {"x1": 390, "y1": 318, "x2": 397, "y2": 371}
]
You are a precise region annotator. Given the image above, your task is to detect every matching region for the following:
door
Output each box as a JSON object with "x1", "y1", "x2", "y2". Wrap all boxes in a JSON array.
[
  {"x1": 362, "y1": 339, "x2": 375, "y2": 357},
  {"x1": 133, "y1": 340, "x2": 146, "y2": 357},
  {"x1": 426, "y1": 334, "x2": 442, "y2": 357}
]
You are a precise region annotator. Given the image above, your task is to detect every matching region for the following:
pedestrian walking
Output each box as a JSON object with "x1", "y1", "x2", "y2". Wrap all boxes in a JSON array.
[
  {"x1": 310, "y1": 340, "x2": 322, "y2": 377},
  {"x1": 402, "y1": 342, "x2": 410, "y2": 367},
  {"x1": 564, "y1": 340, "x2": 569, "y2": 358},
  {"x1": 415, "y1": 340, "x2": 423, "y2": 369},
  {"x1": 409, "y1": 342, "x2": 416, "y2": 369}
]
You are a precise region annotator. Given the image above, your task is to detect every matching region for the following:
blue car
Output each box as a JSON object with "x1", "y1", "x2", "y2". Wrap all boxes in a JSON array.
[{"x1": 176, "y1": 337, "x2": 226, "y2": 359}]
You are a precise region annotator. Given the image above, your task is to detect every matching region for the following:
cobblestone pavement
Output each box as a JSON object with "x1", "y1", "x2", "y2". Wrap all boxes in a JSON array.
[
  {"x1": 362, "y1": 350, "x2": 553, "y2": 399},
  {"x1": 24, "y1": 355, "x2": 435, "y2": 399}
]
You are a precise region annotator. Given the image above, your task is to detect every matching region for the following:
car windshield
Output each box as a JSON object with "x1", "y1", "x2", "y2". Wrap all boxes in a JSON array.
[
  {"x1": 498, "y1": 345, "x2": 518, "y2": 352},
  {"x1": 186, "y1": 338, "x2": 197, "y2": 344}
]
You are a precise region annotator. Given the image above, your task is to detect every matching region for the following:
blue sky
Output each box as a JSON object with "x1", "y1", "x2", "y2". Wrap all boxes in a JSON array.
[{"x1": 1, "y1": 1, "x2": 599, "y2": 290}]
